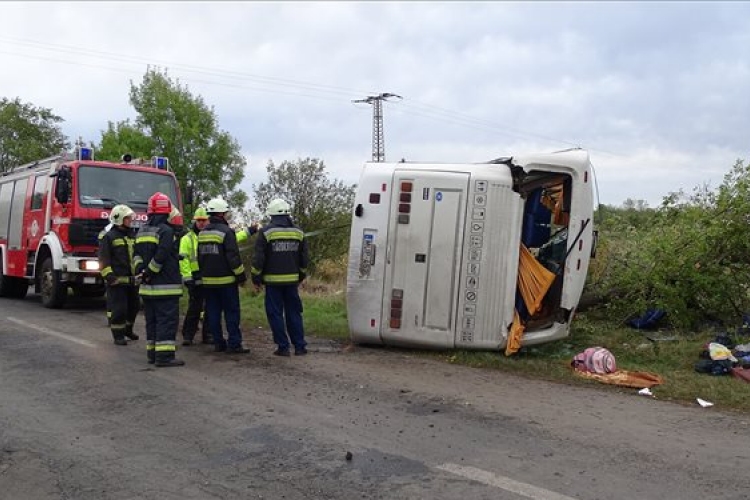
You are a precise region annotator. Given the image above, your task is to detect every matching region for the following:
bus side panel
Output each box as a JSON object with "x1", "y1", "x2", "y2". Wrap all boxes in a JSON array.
[
  {"x1": 347, "y1": 165, "x2": 393, "y2": 345},
  {"x1": 456, "y1": 176, "x2": 522, "y2": 350}
]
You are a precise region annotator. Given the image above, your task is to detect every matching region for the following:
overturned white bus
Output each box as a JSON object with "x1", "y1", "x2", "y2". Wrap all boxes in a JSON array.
[{"x1": 346, "y1": 148, "x2": 595, "y2": 353}]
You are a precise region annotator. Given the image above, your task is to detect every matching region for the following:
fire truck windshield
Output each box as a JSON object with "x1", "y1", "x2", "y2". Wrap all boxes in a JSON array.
[{"x1": 78, "y1": 165, "x2": 179, "y2": 210}]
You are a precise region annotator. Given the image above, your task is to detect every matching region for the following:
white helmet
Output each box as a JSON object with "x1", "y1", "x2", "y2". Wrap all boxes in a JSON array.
[
  {"x1": 110, "y1": 204, "x2": 135, "y2": 225},
  {"x1": 206, "y1": 197, "x2": 230, "y2": 213},
  {"x1": 266, "y1": 198, "x2": 291, "y2": 216}
]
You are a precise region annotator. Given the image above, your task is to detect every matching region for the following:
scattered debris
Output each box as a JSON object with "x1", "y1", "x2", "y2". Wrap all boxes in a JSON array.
[
  {"x1": 345, "y1": 451, "x2": 353, "y2": 461},
  {"x1": 627, "y1": 309, "x2": 667, "y2": 330},
  {"x1": 696, "y1": 398, "x2": 714, "y2": 408},
  {"x1": 638, "y1": 388, "x2": 654, "y2": 397}
]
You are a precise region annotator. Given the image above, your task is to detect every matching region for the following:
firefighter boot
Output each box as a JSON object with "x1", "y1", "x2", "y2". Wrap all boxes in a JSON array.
[
  {"x1": 112, "y1": 330, "x2": 128, "y2": 346},
  {"x1": 155, "y1": 358, "x2": 185, "y2": 368},
  {"x1": 125, "y1": 324, "x2": 139, "y2": 341}
]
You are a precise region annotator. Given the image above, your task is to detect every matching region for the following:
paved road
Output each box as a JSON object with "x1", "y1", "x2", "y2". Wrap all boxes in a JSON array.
[{"x1": 1, "y1": 294, "x2": 749, "y2": 499}]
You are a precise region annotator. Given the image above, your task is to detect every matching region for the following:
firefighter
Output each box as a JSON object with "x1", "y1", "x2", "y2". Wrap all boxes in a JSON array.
[
  {"x1": 98, "y1": 204, "x2": 140, "y2": 345},
  {"x1": 168, "y1": 206, "x2": 187, "y2": 239},
  {"x1": 197, "y1": 197, "x2": 250, "y2": 354},
  {"x1": 181, "y1": 208, "x2": 260, "y2": 346},
  {"x1": 98, "y1": 219, "x2": 115, "y2": 326},
  {"x1": 251, "y1": 198, "x2": 310, "y2": 357},
  {"x1": 133, "y1": 193, "x2": 185, "y2": 367},
  {"x1": 179, "y1": 207, "x2": 212, "y2": 346}
]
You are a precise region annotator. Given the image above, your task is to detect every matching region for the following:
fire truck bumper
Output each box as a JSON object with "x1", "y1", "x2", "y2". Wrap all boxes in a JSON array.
[{"x1": 60, "y1": 257, "x2": 104, "y2": 285}]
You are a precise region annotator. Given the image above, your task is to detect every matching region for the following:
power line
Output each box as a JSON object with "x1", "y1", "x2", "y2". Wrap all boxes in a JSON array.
[
  {"x1": 0, "y1": 36, "x2": 617, "y2": 154},
  {"x1": 352, "y1": 93, "x2": 402, "y2": 162}
]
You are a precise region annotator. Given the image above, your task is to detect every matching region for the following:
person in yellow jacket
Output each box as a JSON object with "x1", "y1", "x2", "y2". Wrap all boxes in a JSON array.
[
  {"x1": 180, "y1": 207, "x2": 259, "y2": 346},
  {"x1": 179, "y1": 207, "x2": 211, "y2": 345}
]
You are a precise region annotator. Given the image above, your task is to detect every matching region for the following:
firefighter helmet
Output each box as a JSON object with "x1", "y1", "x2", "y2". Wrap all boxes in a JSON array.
[
  {"x1": 148, "y1": 192, "x2": 172, "y2": 214},
  {"x1": 266, "y1": 198, "x2": 291, "y2": 216},
  {"x1": 110, "y1": 204, "x2": 135, "y2": 225},
  {"x1": 192, "y1": 207, "x2": 209, "y2": 220},
  {"x1": 168, "y1": 207, "x2": 184, "y2": 226},
  {"x1": 206, "y1": 197, "x2": 230, "y2": 214}
]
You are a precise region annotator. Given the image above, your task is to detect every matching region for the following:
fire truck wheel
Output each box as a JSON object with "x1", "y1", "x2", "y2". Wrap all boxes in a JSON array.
[
  {"x1": 9, "y1": 279, "x2": 29, "y2": 299},
  {"x1": 0, "y1": 262, "x2": 13, "y2": 298},
  {"x1": 40, "y1": 257, "x2": 67, "y2": 309}
]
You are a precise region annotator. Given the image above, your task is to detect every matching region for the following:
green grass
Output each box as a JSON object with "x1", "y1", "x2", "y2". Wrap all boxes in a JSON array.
[
  {"x1": 233, "y1": 289, "x2": 749, "y2": 412},
  {"x1": 238, "y1": 287, "x2": 350, "y2": 340}
]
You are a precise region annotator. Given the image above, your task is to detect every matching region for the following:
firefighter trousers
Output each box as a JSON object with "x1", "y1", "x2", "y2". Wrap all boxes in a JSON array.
[
  {"x1": 104, "y1": 284, "x2": 112, "y2": 326},
  {"x1": 182, "y1": 284, "x2": 210, "y2": 342},
  {"x1": 108, "y1": 284, "x2": 139, "y2": 341},
  {"x1": 142, "y1": 297, "x2": 179, "y2": 363},
  {"x1": 204, "y1": 285, "x2": 243, "y2": 349},
  {"x1": 264, "y1": 284, "x2": 306, "y2": 352}
]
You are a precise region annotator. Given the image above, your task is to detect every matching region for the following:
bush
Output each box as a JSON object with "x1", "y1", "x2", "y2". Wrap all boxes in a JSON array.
[{"x1": 589, "y1": 159, "x2": 750, "y2": 330}]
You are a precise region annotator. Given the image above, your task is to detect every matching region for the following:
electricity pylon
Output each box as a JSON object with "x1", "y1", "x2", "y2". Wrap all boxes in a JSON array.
[{"x1": 353, "y1": 92, "x2": 402, "y2": 162}]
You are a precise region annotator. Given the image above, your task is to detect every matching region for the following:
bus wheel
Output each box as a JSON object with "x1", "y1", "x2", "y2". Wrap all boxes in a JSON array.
[{"x1": 40, "y1": 257, "x2": 67, "y2": 308}]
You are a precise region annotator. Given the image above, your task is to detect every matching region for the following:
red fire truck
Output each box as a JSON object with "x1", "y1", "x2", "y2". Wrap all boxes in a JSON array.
[{"x1": 0, "y1": 147, "x2": 182, "y2": 308}]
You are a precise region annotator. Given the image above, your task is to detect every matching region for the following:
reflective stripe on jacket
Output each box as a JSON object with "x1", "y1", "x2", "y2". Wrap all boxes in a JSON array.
[
  {"x1": 179, "y1": 229, "x2": 200, "y2": 283},
  {"x1": 197, "y1": 215, "x2": 246, "y2": 287},
  {"x1": 98, "y1": 225, "x2": 135, "y2": 281},
  {"x1": 251, "y1": 215, "x2": 309, "y2": 285},
  {"x1": 134, "y1": 214, "x2": 183, "y2": 298}
]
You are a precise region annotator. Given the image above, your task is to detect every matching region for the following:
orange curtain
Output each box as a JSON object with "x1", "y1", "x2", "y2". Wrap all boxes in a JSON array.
[
  {"x1": 541, "y1": 185, "x2": 569, "y2": 226},
  {"x1": 506, "y1": 244, "x2": 557, "y2": 356},
  {"x1": 517, "y1": 244, "x2": 556, "y2": 316}
]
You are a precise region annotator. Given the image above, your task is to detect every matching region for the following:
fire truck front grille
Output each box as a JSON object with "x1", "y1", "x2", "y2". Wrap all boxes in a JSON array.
[{"x1": 70, "y1": 218, "x2": 109, "y2": 247}]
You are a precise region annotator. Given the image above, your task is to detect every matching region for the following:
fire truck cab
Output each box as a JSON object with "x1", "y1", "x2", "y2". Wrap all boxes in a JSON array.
[{"x1": 0, "y1": 147, "x2": 182, "y2": 308}]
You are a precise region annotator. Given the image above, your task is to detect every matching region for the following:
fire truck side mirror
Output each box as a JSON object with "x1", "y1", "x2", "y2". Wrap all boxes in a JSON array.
[
  {"x1": 185, "y1": 184, "x2": 195, "y2": 207},
  {"x1": 54, "y1": 166, "x2": 72, "y2": 204}
]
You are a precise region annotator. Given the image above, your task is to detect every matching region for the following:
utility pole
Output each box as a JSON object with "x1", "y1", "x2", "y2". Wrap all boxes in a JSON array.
[{"x1": 353, "y1": 92, "x2": 402, "y2": 162}]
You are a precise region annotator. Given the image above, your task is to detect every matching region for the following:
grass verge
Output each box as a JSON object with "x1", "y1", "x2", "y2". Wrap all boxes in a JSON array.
[{"x1": 236, "y1": 287, "x2": 749, "y2": 412}]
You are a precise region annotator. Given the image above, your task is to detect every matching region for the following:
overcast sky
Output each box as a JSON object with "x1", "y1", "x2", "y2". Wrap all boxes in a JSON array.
[{"x1": 1, "y1": 2, "x2": 749, "y2": 209}]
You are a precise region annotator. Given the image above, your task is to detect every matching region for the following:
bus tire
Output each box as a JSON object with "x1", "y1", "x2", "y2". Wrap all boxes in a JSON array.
[{"x1": 40, "y1": 257, "x2": 67, "y2": 308}]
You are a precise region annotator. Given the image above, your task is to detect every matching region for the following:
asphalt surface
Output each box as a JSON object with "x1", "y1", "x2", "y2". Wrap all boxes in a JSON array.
[{"x1": 1, "y1": 292, "x2": 749, "y2": 499}]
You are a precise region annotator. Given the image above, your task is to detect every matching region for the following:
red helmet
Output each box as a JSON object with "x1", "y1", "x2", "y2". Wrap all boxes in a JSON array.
[{"x1": 148, "y1": 192, "x2": 172, "y2": 214}]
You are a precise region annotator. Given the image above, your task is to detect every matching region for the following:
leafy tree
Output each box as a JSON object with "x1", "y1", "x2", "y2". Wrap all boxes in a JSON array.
[
  {"x1": 97, "y1": 120, "x2": 154, "y2": 161},
  {"x1": 253, "y1": 158, "x2": 355, "y2": 269},
  {"x1": 96, "y1": 68, "x2": 247, "y2": 212},
  {"x1": 0, "y1": 97, "x2": 69, "y2": 173}
]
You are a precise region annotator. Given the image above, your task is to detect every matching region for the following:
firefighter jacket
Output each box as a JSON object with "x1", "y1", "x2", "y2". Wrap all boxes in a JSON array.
[
  {"x1": 251, "y1": 215, "x2": 309, "y2": 285},
  {"x1": 98, "y1": 223, "x2": 114, "y2": 243},
  {"x1": 197, "y1": 215, "x2": 246, "y2": 287},
  {"x1": 133, "y1": 214, "x2": 183, "y2": 298},
  {"x1": 182, "y1": 224, "x2": 256, "y2": 285},
  {"x1": 98, "y1": 225, "x2": 136, "y2": 285},
  {"x1": 179, "y1": 225, "x2": 201, "y2": 284}
]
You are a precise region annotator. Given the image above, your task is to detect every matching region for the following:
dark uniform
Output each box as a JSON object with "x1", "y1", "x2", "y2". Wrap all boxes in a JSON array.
[
  {"x1": 197, "y1": 214, "x2": 248, "y2": 352},
  {"x1": 98, "y1": 224, "x2": 139, "y2": 344},
  {"x1": 251, "y1": 215, "x2": 310, "y2": 355},
  {"x1": 133, "y1": 213, "x2": 184, "y2": 366},
  {"x1": 98, "y1": 223, "x2": 114, "y2": 326},
  {"x1": 179, "y1": 225, "x2": 211, "y2": 344}
]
